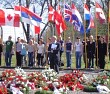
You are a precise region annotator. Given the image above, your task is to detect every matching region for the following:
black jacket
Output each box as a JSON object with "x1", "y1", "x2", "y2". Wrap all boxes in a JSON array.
[
  {"x1": 48, "y1": 42, "x2": 60, "y2": 55},
  {"x1": 98, "y1": 42, "x2": 107, "y2": 56}
]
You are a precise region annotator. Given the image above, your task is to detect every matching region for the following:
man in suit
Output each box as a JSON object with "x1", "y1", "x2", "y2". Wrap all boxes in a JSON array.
[{"x1": 49, "y1": 36, "x2": 60, "y2": 73}]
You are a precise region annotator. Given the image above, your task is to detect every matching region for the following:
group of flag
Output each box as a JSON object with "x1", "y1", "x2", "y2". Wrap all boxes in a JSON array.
[
  {"x1": 64, "y1": 2, "x2": 106, "y2": 34},
  {"x1": 0, "y1": 6, "x2": 42, "y2": 34},
  {"x1": 48, "y1": 2, "x2": 106, "y2": 35},
  {"x1": 0, "y1": 1, "x2": 107, "y2": 35}
]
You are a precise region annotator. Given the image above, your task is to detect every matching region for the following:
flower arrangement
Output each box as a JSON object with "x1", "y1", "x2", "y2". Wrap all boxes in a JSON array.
[
  {"x1": 1, "y1": 68, "x2": 110, "y2": 94},
  {"x1": 42, "y1": 68, "x2": 58, "y2": 81},
  {"x1": 91, "y1": 71, "x2": 110, "y2": 86},
  {"x1": 27, "y1": 72, "x2": 47, "y2": 89},
  {"x1": 59, "y1": 70, "x2": 84, "y2": 91}
]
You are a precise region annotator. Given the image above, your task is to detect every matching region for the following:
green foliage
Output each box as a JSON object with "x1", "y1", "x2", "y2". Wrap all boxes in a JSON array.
[
  {"x1": 35, "y1": 90, "x2": 53, "y2": 94},
  {"x1": 83, "y1": 86, "x2": 98, "y2": 92}
]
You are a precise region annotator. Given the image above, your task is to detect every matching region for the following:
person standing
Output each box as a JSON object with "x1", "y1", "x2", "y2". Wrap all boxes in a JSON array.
[
  {"x1": 87, "y1": 35, "x2": 95, "y2": 68},
  {"x1": 20, "y1": 39, "x2": 27, "y2": 67},
  {"x1": 0, "y1": 38, "x2": 3, "y2": 66},
  {"x1": 49, "y1": 36, "x2": 60, "y2": 73},
  {"x1": 16, "y1": 37, "x2": 22, "y2": 67},
  {"x1": 27, "y1": 39, "x2": 35, "y2": 67},
  {"x1": 74, "y1": 37, "x2": 83, "y2": 69},
  {"x1": 65, "y1": 37, "x2": 73, "y2": 68},
  {"x1": 36, "y1": 40, "x2": 45, "y2": 67},
  {"x1": 5, "y1": 36, "x2": 14, "y2": 67},
  {"x1": 98, "y1": 36, "x2": 107, "y2": 69},
  {"x1": 47, "y1": 38, "x2": 52, "y2": 65},
  {"x1": 31, "y1": 37, "x2": 37, "y2": 67},
  {"x1": 57, "y1": 36, "x2": 64, "y2": 66}
]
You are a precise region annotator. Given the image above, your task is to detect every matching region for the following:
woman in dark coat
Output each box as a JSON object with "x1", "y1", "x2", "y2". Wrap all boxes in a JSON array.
[
  {"x1": 87, "y1": 35, "x2": 95, "y2": 68},
  {"x1": 98, "y1": 36, "x2": 107, "y2": 69}
]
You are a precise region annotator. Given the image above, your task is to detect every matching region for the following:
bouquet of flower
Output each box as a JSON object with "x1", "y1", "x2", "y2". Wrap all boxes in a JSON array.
[
  {"x1": 59, "y1": 70, "x2": 84, "y2": 91},
  {"x1": 92, "y1": 71, "x2": 110, "y2": 86},
  {"x1": 42, "y1": 68, "x2": 58, "y2": 81}
]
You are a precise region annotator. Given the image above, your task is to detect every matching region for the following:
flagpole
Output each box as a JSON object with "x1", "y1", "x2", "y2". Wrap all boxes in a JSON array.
[
  {"x1": 95, "y1": 16, "x2": 98, "y2": 69},
  {"x1": 46, "y1": 28, "x2": 49, "y2": 68},
  {"x1": 107, "y1": 1, "x2": 110, "y2": 69},
  {"x1": 84, "y1": 21, "x2": 88, "y2": 69},
  {"x1": 84, "y1": 3, "x2": 88, "y2": 69}
]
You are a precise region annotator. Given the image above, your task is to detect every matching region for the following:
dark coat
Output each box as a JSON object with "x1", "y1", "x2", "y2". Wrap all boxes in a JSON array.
[
  {"x1": 87, "y1": 41, "x2": 95, "y2": 58},
  {"x1": 98, "y1": 42, "x2": 107, "y2": 57}
]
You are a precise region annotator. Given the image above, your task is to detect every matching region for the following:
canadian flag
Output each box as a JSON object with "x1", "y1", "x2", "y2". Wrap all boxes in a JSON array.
[
  {"x1": 95, "y1": 2, "x2": 106, "y2": 24},
  {"x1": 0, "y1": 9, "x2": 20, "y2": 27}
]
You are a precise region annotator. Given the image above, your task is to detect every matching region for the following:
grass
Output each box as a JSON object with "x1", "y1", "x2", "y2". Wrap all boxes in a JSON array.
[{"x1": 1, "y1": 53, "x2": 110, "y2": 70}]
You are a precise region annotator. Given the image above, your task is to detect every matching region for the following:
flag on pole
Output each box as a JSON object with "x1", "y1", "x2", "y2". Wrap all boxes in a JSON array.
[
  {"x1": 48, "y1": 5, "x2": 67, "y2": 35},
  {"x1": 87, "y1": 17, "x2": 95, "y2": 32},
  {"x1": 71, "y1": 3, "x2": 84, "y2": 33},
  {"x1": 95, "y1": 2, "x2": 106, "y2": 24},
  {"x1": 64, "y1": 4, "x2": 72, "y2": 22},
  {"x1": 33, "y1": 5, "x2": 40, "y2": 34},
  {"x1": 14, "y1": 6, "x2": 31, "y2": 24},
  {"x1": 14, "y1": 6, "x2": 42, "y2": 24},
  {"x1": 54, "y1": 5, "x2": 67, "y2": 35},
  {"x1": 84, "y1": 4, "x2": 95, "y2": 32},
  {"x1": 0, "y1": 9, "x2": 20, "y2": 27},
  {"x1": 84, "y1": 4, "x2": 90, "y2": 20},
  {"x1": 48, "y1": 5, "x2": 55, "y2": 22}
]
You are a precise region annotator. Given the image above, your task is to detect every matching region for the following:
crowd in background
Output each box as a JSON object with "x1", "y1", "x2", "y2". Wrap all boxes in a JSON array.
[{"x1": 0, "y1": 35, "x2": 108, "y2": 73}]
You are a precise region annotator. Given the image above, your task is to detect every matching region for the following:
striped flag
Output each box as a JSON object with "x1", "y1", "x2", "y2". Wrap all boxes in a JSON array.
[
  {"x1": 14, "y1": 6, "x2": 42, "y2": 24},
  {"x1": 84, "y1": 4, "x2": 95, "y2": 32},
  {"x1": 33, "y1": 5, "x2": 40, "y2": 34}
]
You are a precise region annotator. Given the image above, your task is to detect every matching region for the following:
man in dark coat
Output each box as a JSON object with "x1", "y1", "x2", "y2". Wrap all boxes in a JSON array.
[{"x1": 48, "y1": 36, "x2": 60, "y2": 73}]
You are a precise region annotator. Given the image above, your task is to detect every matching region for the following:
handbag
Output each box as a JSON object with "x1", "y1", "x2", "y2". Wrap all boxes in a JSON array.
[{"x1": 21, "y1": 45, "x2": 27, "y2": 55}]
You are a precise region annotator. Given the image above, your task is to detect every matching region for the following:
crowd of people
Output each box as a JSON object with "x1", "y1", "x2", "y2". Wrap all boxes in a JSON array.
[{"x1": 0, "y1": 35, "x2": 108, "y2": 73}]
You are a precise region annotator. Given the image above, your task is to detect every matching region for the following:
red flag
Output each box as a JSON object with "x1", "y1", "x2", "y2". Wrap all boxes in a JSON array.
[
  {"x1": 95, "y1": 2, "x2": 106, "y2": 24},
  {"x1": 54, "y1": 6, "x2": 67, "y2": 35},
  {"x1": 0, "y1": 9, "x2": 20, "y2": 27},
  {"x1": 35, "y1": 26, "x2": 40, "y2": 34},
  {"x1": 48, "y1": 5, "x2": 55, "y2": 22}
]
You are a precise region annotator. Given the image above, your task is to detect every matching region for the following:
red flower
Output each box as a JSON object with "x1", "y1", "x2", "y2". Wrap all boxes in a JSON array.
[
  {"x1": 43, "y1": 86, "x2": 49, "y2": 91},
  {"x1": 76, "y1": 82, "x2": 84, "y2": 90}
]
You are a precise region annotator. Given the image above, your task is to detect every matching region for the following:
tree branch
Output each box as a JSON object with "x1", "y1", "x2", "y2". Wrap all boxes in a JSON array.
[
  {"x1": 40, "y1": 22, "x2": 49, "y2": 37},
  {"x1": 40, "y1": 0, "x2": 46, "y2": 16}
]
